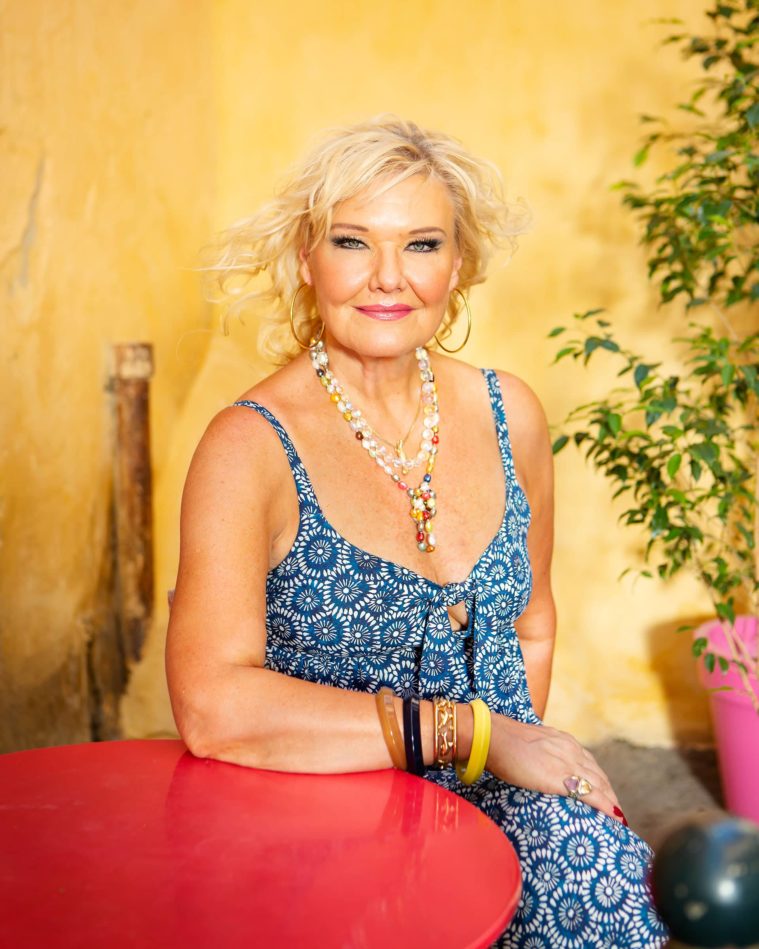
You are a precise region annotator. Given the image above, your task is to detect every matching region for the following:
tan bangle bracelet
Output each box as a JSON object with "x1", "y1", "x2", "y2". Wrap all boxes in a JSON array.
[{"x1": 375, "y1": 687, "x2": 407, "y2": 770}]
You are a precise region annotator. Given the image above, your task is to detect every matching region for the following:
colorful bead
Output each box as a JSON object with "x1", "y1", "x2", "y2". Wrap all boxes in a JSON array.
[{"x1": 310, "y1": 340, "x2": 441, "y2": 553}]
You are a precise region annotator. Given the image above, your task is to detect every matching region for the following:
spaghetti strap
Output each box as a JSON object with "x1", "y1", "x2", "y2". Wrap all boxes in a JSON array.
[
  {"x1": 480, "y1": 368, "x2": 520, "y2": 494},
  {"x1": 232, "y1": 401, "x2": 318, "y2": 509}
]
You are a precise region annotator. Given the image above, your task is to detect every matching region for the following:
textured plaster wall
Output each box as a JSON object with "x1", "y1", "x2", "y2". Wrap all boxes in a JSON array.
[
  {"x1": 3, "y1": 0, "x2": 714, "y2": 750},
  {"x1": 1, "y1": 0, "x2": 215, "y2": 749}
]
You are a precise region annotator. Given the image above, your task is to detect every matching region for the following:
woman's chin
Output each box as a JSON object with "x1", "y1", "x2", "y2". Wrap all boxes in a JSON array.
[{"x1": 325, "y1": 321, "x2": 439, "y2": 360}]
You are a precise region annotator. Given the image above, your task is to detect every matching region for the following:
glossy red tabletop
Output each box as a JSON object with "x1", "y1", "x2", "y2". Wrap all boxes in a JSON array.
[{"x1": 0, "y1": 739, "x2": 521, "y2": 948}]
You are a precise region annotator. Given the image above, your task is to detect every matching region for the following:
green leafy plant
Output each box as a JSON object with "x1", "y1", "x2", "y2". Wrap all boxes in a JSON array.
[{"x1": 551, "y1": 0, "x2": 759, "y2": 710}]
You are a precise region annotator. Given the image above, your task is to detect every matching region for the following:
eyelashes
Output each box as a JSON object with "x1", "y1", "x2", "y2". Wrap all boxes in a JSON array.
[{"x1": 330, "y1": 235, "x2": 443, "y2": 253}]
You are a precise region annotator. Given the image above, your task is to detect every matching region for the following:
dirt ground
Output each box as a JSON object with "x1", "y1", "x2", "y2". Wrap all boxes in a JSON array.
[{"x1": 590, "y1": 740, "x2": 727, "y2": 851}]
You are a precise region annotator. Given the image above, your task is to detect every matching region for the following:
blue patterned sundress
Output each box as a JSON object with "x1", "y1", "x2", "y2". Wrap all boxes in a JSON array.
[{"x1": 234, "y1": 369, "x2": 668, "y2": 948}]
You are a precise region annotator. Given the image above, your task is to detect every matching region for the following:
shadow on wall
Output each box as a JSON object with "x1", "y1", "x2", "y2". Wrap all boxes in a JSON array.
[{"x1": 646, "y1": 614, "x2": 714, "y2": 749}]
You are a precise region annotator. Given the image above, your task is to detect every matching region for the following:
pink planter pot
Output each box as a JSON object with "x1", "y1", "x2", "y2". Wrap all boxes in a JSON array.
[{"x1": 695, "y1": 616, "x2": 759, "y2": 823}]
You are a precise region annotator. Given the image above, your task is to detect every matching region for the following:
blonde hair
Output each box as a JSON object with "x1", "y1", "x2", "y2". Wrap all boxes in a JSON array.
[{"x1": 202, "y1": 114, "x2": 532, "y2": 363}]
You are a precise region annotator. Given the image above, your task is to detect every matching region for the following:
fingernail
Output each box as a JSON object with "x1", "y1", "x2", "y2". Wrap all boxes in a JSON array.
[{"x1": 613, "y1": 805, "x2": 629, "y2": 827}]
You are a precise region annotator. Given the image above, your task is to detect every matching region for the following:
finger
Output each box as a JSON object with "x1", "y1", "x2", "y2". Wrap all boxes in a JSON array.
[
  {"x1": 591, "y1": 791, "x2": 629, "y2": 827},
  {"x1": 581, "y1": 764, "x2": 620, "y2": 808},
  {"x1": 560, "y1": 766, "x2": 622, "y2": 814},
  {"x1": 563, "y1": 785, "x2": 629, "y2": 826},
  {"x1": 573, "y1": 753, "x2": 621, "y2": 808},
  {"x1": 577, "y1": 786, "x2": 629, "y2": 826}
]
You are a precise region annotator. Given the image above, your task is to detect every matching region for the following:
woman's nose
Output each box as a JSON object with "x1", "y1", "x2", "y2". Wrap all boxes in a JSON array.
[{"x1": 368, "y1": 244, "x2": 406, "y2": 292}]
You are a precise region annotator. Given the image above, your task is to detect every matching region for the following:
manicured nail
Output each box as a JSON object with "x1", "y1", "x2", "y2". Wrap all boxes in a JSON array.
[{"x1": 613, "y1": 805, "x2": 629, "y2": 827}]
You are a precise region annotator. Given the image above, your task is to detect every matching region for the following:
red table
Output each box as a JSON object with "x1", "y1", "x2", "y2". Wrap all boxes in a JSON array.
[{"x1": 0, "y1": 739, "x2": 521, "y2": 948}]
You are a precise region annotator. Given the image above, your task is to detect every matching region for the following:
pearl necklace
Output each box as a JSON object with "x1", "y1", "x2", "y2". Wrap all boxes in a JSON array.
[{"x1": 309, "y1": 340, "x2": 440, "y2": 553}]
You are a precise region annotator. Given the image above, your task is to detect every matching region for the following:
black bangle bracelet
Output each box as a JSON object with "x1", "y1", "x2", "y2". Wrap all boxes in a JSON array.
[{"x1": 402, "y1": 695, "x2": 426, "y2": 776}]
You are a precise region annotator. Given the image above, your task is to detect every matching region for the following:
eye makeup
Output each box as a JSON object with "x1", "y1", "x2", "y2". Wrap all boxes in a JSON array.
[{"x1": 329, "y1": 235, "x2": 443, "y2": 252}]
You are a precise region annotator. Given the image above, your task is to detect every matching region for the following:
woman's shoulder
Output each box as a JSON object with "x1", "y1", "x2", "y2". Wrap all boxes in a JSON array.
[
  {"x1": 186, "y1": 359, "x2": 308, "y2": 502},
  {"x1": 492, "y1": 369, "x2": 548, "y2": 430},
  {"x1": 203, "y1": 355, "x2": 307, "y2": 444},
  {"x1": 436, "y1": 354, "x2": 547, "y2": 430},
  {"x1": 490, "y1": 369, "x2": 553, "y2": 493}
]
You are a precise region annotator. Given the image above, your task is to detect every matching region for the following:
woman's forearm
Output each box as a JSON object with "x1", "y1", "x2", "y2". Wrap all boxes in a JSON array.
[
  {"x1": 173, "y1": 664, "x2": 475, "y2": 774},
  {"x1": 518, "y1": 637, "x2": 555, "y2": 719}
]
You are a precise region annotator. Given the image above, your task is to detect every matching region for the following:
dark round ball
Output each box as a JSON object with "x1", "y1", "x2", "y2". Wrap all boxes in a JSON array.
[{"x1": 651, "y1": 815, "x2": 759, "y2": 947}]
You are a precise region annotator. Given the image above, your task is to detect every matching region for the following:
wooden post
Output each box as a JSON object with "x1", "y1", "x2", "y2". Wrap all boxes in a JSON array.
[{"x1": 111, "y1": 343, "x2": 154, "y2": 664}]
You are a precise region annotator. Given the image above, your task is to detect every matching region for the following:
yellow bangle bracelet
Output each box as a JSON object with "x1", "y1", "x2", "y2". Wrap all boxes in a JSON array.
[
  {"x1": 375, "y1": 688, "x2": 407, "y2": 770},
  {"x1": 455, "y1": 698, "x2": 491, "y2": 785}
]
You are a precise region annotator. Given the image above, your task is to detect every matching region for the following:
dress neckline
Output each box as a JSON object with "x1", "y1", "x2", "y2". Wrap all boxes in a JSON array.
[
  {"x1": 281, "y1": 477, "x2": 511, "y2": 593},
  {"x1": 237, "y1": 368, "x2": 525, "y2": 592}
]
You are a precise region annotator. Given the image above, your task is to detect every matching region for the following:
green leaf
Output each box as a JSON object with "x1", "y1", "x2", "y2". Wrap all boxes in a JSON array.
[
  {"x1": 584, "y1": 337, "x2": 603, "y2": 358},
  {"x1": 704, "y1": 652, "x2": 716, "y2": 673},
  {"x1": 690, "y1": 441, "x2": 718, "y2": 464},
  {"x1": 634, "y1": 364, "x2": 651, "y2": 387},
  {"x1": 548, "y1": 326, "x2": 566, "y2": 338},
  {"x1": 634, "y1": 144, "x2": 651, "y2": 167},
  {"x1": 667, "y1": 454, "x2": 682, "y2": 478},
  {"x1": 747, "y1": 101, "x2": 759, "y2": 128},
  {"x1": 554, "y1": 346, "x2": 576, "y2": 363},
  {"x1": 608, "y1": 413, "x2": 622, "y2": 434},
  {"x1": 599, "y1": 338, "x2": 621, "y2": 353},
  {"x1": 552, "y1": 435, "x2": 569, "y2": 454},
  {"x1": 692, "y1": 636, "x2": 708, "y2": 657}
]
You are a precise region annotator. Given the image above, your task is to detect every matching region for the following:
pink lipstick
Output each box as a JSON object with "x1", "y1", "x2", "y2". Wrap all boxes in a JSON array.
[{"x1": 355, "y1": 305, "x2": 413, "y2": 321}]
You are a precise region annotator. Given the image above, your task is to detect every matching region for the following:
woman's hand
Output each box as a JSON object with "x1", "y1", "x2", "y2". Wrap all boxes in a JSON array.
[{"x1": 486, "y1": 713, "x2": 628, "y2": 825}]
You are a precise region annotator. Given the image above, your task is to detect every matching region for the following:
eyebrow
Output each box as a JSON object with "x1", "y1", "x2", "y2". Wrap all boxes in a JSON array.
[{"x1": 330, "y1": 223, "x2": 447, "y2": 236}]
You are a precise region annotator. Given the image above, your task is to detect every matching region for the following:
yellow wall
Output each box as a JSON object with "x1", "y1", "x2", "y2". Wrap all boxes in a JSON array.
[
  {"x1": 1, "y1": 0, "x2": 216, "y2": 747},
  {"x1": 3, "y1": 0, "x2": 714, "y2": 750}
]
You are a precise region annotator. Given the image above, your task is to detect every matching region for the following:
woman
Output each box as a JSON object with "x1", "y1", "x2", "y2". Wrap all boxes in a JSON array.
[{"x1": 166, "y1": 115, "x2": 667, "y2": 947}]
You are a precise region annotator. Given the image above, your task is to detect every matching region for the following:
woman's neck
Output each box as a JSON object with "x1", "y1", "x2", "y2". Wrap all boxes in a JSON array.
[{"x1": 316, "y1": 337, "x2": 430, "y2": 437}]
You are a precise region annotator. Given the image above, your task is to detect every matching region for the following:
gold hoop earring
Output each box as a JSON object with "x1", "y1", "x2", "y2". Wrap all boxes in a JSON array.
[
  {"x1": 435, "y1": 288, "x2": 472, "y2": 354},
  {"x1": 289, "y1": 283, "x2": 324, "y2": 349}
]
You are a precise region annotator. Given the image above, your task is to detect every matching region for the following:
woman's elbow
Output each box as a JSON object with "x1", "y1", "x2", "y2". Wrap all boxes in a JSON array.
[{"x1": 169, "y1": 681, "x2": 229, "y2": 760}]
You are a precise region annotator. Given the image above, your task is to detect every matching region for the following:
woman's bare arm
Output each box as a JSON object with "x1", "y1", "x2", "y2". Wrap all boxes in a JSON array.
[
  {"x1": 166, "y1": 406, "x2": 472, "y2": 772},
  {"x1": 167, "y1": 398, "x2": 621, "y2": 822},
  {"x1": 498, "y1": 371, "x2": 557, "y2": 720}
]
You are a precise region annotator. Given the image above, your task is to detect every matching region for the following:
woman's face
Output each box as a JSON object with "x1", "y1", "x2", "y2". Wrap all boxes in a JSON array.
[{"x1": 299, "y1": 173, "x2": 463, "y2": 360}]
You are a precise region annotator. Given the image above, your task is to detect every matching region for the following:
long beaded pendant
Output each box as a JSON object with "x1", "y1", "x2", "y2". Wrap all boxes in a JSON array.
[{"x1": 309, "y1": 341, "x2": 440, "y2": 553}]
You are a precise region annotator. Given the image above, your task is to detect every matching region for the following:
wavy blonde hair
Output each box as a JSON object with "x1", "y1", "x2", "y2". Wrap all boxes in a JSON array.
[{"x1": 202, "y1": 114, "x2": 532, "y2": 363}]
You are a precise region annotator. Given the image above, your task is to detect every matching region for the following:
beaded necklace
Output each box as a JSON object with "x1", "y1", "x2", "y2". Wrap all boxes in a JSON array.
[{"x1": 309, "y1": 340, "x2": 440, "y2": 553}]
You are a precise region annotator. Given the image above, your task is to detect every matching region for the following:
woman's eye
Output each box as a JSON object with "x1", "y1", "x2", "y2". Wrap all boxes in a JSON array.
[
  {"x1": 330, "y1": 236, "x2": 442, "y2": 252},
  {"x1": 331, "y1": 236, "x2": 366, "y2": 249},
  {"x1": 407, "y1": 238, "x2": 442, "y2": 253}
]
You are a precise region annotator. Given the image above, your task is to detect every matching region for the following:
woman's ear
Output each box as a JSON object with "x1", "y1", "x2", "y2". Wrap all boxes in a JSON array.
[
  {"x1": 298, "y1": 246, "x2": 312, "y2": 286},
  {"x1": 449, "y1": 254, "x2": 463, "y2": 291}
]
